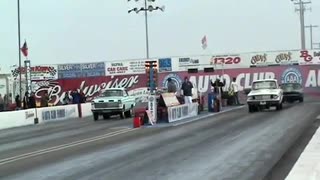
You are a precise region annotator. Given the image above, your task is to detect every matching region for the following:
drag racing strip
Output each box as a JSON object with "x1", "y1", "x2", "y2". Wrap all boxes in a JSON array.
[{"x1": 0, "y1": 128, "x2": 137, "y2": 166}]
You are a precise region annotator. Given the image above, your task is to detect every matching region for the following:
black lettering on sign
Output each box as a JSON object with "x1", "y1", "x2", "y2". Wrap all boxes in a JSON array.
[
  {"x1": 51, "y1": 110, "x2": 57, "y2": 120},
  {"x1": 42, "y1": 111, "x2": 50, "y2": 120},
  {"x1": 57, "y1": 109, "x2": 66, "y2": 118}
]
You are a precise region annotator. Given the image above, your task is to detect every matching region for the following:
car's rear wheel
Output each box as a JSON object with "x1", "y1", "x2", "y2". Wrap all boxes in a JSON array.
[
  {"x1": 103, "y1": 114, "x2": 110, "y2": 120},
  {"x1": 124, "y1": 108, "x2": 133, "y2": 118},
  {"x1": 93, "y1": 113, "x2": 99, "y2": 121},
  {"x1": 248, "y1": 105, "x2": 255, "y2": 113},
  {"x1": 299, "y1": 97, "x2": 304, "y2": 103}
]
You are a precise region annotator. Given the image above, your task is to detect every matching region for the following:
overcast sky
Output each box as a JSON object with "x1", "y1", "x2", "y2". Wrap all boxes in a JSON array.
[{"x1": 0, "y1": 0, "x2": 319, "y2": 72}]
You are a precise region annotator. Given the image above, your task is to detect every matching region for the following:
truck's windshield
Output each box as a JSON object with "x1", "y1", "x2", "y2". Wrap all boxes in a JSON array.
[
  {"x1": 101, "y1": 90, "x2": 123, "y2": 97},
  {"x1": 252, "y1": 81, "x2": 277, "y2": 90}
]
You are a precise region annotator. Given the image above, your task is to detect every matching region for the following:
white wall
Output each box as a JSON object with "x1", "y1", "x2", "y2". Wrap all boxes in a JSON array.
[
  {"x1": 0, "y1": 109, "x2": 36, "y2": 130},
  {"x1": 81, "y1": 103, "x2": 92, "y2": 118}
]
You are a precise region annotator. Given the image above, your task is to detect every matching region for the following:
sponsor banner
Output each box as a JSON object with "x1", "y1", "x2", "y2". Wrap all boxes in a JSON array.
[
  {"x1": 105, "y1": 62, "x2": 129, "y2": 75},
  {"x1": 38, "y1": 105, "x2": 78, "y2": 122},
  {"x1": 250, "y1": 51, "x2": 300, "y2": 67},
  {"x1": 158, "y1": 58, "x2": 172, "y2": 72},
  {"x1": 128, "y1": 60, "x2": 146, "y2": 74},
  {"x1": 211, "y1": 54, "x2": 248, "y2": 69},
  {"x1": 178, "y1": 57, "x2": 200, "y2": 67},
  {"x1": 11, "y1": 65, "x2": 58, "y2": 80},
  {"x1": 0, "y1": 109, "x2": 36, "y2": 130},
  {"x1": 299, "y1": 50, "x2": 320, "y2": 65},
  {"x1": 58, "y1": 62, "x2": 105, "y2": 79}
]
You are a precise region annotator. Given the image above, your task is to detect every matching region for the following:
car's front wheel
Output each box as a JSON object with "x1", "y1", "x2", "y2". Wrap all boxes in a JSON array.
[
  {"x1": 248, "y1": 105, "x2": 256, "y2": 113},
  {"x1": 93, "y1": 113, "x2": 99, "y2": 121},
  {"x1": 276, "y1": 102, "x2": 283, "y2": 111}
]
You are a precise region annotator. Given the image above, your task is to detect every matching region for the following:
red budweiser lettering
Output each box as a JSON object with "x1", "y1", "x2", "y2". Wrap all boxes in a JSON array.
[{"x1": 35, "y1": 75, "x2": 139, "y2": 105}]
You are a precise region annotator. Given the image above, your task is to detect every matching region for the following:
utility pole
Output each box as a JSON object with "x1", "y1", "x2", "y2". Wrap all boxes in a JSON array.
[
  {"x1": 313, "y1": 43, "x2": 320, "y2": 49},
  {"x1": 292, "y1": 0, "x2": 311, "y2": 50},
  {"x1": 128, "y1": 0, "x2": 165, "y2": 59},
  {"x1": 305, "y1": 25, "x2": 318, "y2": 49},
  {"x1": 17, "y1": 0, "x2": 22, "y2": 99}
]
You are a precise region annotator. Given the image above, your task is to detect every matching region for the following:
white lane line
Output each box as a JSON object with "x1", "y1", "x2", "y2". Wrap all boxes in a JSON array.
[
  {"x1": 173, "y1": 106, "x2": 245, "y2": 127},
  {"x1": 0, "y1": 128, "x2": 137, "y2": 166}
]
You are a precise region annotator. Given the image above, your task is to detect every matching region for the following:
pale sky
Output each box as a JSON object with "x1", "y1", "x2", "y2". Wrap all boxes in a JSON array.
[{"x1": 1, "y1": 0, "x2": 320, "y2": 73}]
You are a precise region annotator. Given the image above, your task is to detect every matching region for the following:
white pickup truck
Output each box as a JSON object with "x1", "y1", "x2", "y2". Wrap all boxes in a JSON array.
[
  {"x1": 91, "y1": 88, "x2": 136, "y2": 121},
  {"x1": 247, "y1": 79, "x2": 283, "y2": 113}
]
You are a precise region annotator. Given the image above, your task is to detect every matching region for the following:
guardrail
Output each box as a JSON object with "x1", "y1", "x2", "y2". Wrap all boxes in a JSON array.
[{"x1": 0, "y1": 103, "x2": 93, "y2": 131}]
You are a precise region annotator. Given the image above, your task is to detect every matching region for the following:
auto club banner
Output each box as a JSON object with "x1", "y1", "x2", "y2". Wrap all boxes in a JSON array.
[
  {"x1": 58, "y1": 62, "x2": 105, "y2": 79},
  {"x1": 11, "y1": 65, "x2": 58, "y2": 80}
]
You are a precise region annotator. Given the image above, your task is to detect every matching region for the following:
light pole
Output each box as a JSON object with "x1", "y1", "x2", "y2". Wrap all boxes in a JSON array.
[
  {"x1": 17, "y1": 0, "x2": 22, "y2": 99},
  {"x1": 305, "y1": 25, "x2": 318, "y2": 49},
  {"x1": 128, "y1": 0, "x2": 165, "y2": 59},
  {"x1": 292, "y1": 0, "x2": 311, "y2": 50}
]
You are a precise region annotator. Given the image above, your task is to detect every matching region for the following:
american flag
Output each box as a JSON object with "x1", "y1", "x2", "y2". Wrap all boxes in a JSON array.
[{"x1": 201, "y1": 35, "x2": 207, "y2": 50}]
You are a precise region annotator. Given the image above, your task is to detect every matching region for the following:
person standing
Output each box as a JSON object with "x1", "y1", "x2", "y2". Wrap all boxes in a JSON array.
[
  {"x1": 0, "y1": 94, "x2": 4, "y2": 112},
  {"x1": 28, "y1": 92, "x2": 36, "y2": 108},
  {"x1": 181, "y1": 76, "x2": 193, "y2": 104},
  {"x1": 167, "y1": 78, "x2": 177, "y2": 93},
  {"x1": 230, "y1": 77, "x2": 240, "y2": 105},
  {"x1": 23, "y1": 92, "x2": 29, "y2": 109},
  {"x1": 15, "y1": 94, "x2": 22, "y2": 110},
  {"x1": 41, "y1": 92, "x2": 49, "y2": 107}
]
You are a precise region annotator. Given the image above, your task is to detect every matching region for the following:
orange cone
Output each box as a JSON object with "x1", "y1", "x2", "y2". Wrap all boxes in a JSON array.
[{"x1": 133, "y1": 117, "x2": 141, "y2": 128}]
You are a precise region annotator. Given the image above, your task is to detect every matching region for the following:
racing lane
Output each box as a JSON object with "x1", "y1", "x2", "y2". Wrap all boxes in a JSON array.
[{"x1": 0, "y1": 97, "x2": 319, "y2": 180}]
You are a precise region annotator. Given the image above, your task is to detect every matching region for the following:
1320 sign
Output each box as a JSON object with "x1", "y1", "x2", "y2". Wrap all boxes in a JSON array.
[{"x1": 211, "y1": 56, "x2": 241, "y2": 64}]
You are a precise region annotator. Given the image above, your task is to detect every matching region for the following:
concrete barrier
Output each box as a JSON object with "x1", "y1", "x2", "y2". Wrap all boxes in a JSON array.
[
  {"x1": 0, "y1": 109, "x2": 36, "y2": 130},
  {"x1": 167, "y1": 103, "x2": 198, "y2": 123},
  {"x1": 80, "y1": 103, "x2": 92, "y2": 118}
]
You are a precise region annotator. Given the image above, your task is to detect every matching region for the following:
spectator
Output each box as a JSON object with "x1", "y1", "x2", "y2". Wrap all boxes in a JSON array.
[
  {"x1": 23, "y1": 92, "x2": 29, "y2": 109},
  {"x1": 71, "y1": 90, "x2": 81, "y2": 104},
  {"x1": 181, "y1": 76, "x2": 193, "y2": 104},
  {"x1": 211, "y1": 78, "x2": 225, "y2": 95},
  {"x1": 167, "y1": 78, "x2": 177, "y2": 93},
  {"x1": 15, "y1": 94, "x2": 21, "y2": 110},
  {"x1": 0, "y1": 94, "x2": 4, "y2": 112},
  {"x1": 3, "y1": 94, "x2": 8, "y2": 111},
  {"x1": 41, "y1": 92, "x2": 49, "y2": 107},
  {"x1": 28, "y1": 92, "x2": 36, "y2": 108},
  {"x1": 62, "y1": 93, "x2": 71, "y2": 105},
  {"x1": 230, "y1": 77, "x2": 240, "y2": 105}
]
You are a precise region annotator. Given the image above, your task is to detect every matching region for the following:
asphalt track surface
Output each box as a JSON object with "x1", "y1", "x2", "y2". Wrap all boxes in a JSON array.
[{"x1": 0, "y1": 97, "x2": 319, "y2": 180}]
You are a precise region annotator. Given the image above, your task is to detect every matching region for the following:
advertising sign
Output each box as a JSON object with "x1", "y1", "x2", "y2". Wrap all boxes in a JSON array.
[
  {"x1": 11, "y1": 65, "x2": 58, "y2": 80},
  {"x1": 58, "y1": 62, "x2": 105, "y2": 79},
  {"x1": 128, "y1": 60, "x2": 146, "y2": 74},
  {"x1": 158, "y1": 58, "x2": 172, "y2": 72},
  {"x1": 250, "y1": 51, "x2": 300, "y2": 67},
  {"x1": 178, "y1": 57, "x2": 200, "y2": 67},
  {"x1": 299, "y1": 50, "x2": 320, "y2": 65}
]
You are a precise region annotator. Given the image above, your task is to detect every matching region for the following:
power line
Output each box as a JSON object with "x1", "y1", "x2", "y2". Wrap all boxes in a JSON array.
[{"x1": 305, "y1": 24, "x2": 318, "y2": 49}]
